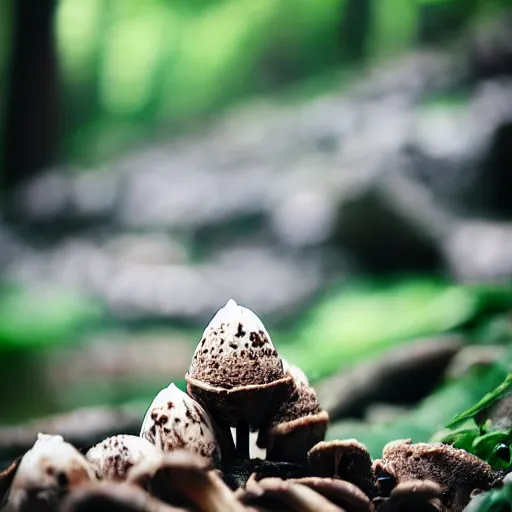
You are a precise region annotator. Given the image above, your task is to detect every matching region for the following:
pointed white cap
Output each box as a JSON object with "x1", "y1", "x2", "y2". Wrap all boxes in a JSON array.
[
  {"x1": 140, "y1": 383, "x2": 221, "y2": 463},
  {"x1": 86, "y1": 434, "x2": 160, "y2": 480},
  {"x1": 9, "y1": 433, "x2": 95, "y2": 508},
  {"x1": 188, "y1": 300, "x2": 284, "y2": 388}
]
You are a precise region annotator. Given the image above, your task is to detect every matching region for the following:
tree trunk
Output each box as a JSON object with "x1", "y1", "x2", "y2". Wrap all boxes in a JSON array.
[{"x1": 1, "y1": 0, "x2": 60, "y2": 191}]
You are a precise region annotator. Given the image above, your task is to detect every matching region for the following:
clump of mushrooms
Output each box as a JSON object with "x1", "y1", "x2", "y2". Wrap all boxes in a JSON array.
[{"x1": 0, "y1": 299, "x2": 508, "y2": 512}]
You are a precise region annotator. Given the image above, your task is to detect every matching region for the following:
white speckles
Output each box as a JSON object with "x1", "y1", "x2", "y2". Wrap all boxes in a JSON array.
[
  {"x1": 8, "y1": 433, "x2": 96, "y2": 509},
  {"x1": 140, "y1": 383, "x2": 221, "y2": 464},
  {"x1": 86, "y1": 434, "x2": 160, "y2": 481}
]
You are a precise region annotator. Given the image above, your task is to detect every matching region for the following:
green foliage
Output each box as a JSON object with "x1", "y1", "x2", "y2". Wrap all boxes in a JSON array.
[
  {"x1": 464, "y1": 482, "x2": 512, "y2": 512},
  {"x1": 446, "y1": 373, "x2": 512, "y2": 428},
  {"x1": 281, "y1": 279, "x2": 512, "y2": 380},
  {"x1": 0, "y1": 284, "x2": 104, "y2": 349},
  {"x1": 368, "y1": 0, "x2": 418, "y2": 58},
  {"x1": 425, "y1": 370, "x2": 512, "y2": 470},
  {"x1": 45, "y1": 0, "x2": 509, "y2": 164},
  {"x1": 434, "y1": 423, "x2": 512, "y2": 469}
]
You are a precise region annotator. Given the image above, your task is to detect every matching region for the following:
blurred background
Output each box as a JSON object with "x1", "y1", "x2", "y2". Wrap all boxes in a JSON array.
[{"x1": 1, "y1": 0, "x2": 512, "y2": 457}]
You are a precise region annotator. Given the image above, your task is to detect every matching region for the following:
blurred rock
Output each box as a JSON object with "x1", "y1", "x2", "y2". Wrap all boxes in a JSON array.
[
  {"x1": 403, "y1": 80, "x2": 512, "y2": 218},
  {"x1": 330, "y1": 184, "x2": 443, "y2": 273},
  {"x1": 2, "y1": 34, "x2": 512, "y2": 323},
  {"x1": 444, "y1": 345, "x2": 507, "y2": 380},
  {"x1": 467, "y1": 14, "x2": 512, "y2": 80},
  {"x1": 0, "y1": 405, "x2": 143, "y2": 470},
  {"x1": 316, "y1": 336, "x2": 463, "y2": 421},
  {"x1": 442, "y1": 221, "x2": 512, "y2": 283},
  {"x1": 5, "y1": 237, "x2": 323, "y2": 321},
  {"x1": 41, "y1": 333, "x2": 194, "y2": 394}
]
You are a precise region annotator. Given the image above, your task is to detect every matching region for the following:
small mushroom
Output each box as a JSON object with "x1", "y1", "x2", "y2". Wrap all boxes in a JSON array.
[
  {"x1": 286, "y1": 477, "x2": 370, "y2": 512},
  {"x1": 308, "y1": 440, "x2": 378, "y2": 499},
  {"x1": 186, "y1": 299, "x2": 292, "y2": 458},
  {"x1": 140, "y1": 383, "x2": 222, "y2": 464},
  {"x1": 373, "y1": 439, "x2": 496, "y2": 512},
  {"x1": 7, "y1": 433, "x2": 96, "y2": 511},
  {"x1": 61, "y1": 481, "x2": 187, "y2": 512},
  {"x1": 372, "y1": 479, "x2": 443, "y2": 512},
  {"x1": 258, "y1": 360, "x2": 329, "y2": 463},
  {"x1": 237, "y1": 476, "x2": 345, "y2": 512},
  {"x1": 128, "y1": 449, "x2": 245, "y2": 512},
  {"x1": 85, "y1": 434, "x2": 160, "y2": 481}
]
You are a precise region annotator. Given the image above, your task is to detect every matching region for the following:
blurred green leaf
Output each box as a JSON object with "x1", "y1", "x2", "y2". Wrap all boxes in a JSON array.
[
  {"x1": 369, "y1": 0, "x2": 418, "y2": 58},
  {"x1": 0, "y1": 284, "x2": 104, "y2": 348},
  {"x1": 284, "y1": 278, "x2": 482, "y2": 379},
  {"x1": 446, "y1": 373, "x2": 512, "y2": 428}
]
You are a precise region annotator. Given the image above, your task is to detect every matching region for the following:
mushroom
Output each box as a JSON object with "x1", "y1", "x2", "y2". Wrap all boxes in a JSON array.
[
  {"x1": 127, "y1": 449, "x2": 245, "y2": 512},
  {"x1": 372, "y1": 479, "x2": 443, "y2": 512},
  {"x1": 258, "y1": 360, "x2": 329, "y2": 463},
  {"x1": 61, "y1": 481, "x2": 187, "y2": 512},
  {"x1": 236, "y1": 476, "x2": 345, "y2": 512},
  {"x1": 186, "y1": 299, "x2": 292, "y2": 458},
  {"x1": 307, "y1": 440, "x2": 378, "y2": 498},
  {"x1": 286, "y1": 477, "x2": 370, "y2": 512},
  {"x1": 373, "y1": 439, "x2": 497, "y2": 511},
  {"x1": 85, "y1": 434, "x2": 160, "y2": 481},
  {"x1": 140, "y1": 383, "x2": 223, "y2": 465},
  {"x1": 7, "y1": 433, "x2": 96, "y2": 511}
]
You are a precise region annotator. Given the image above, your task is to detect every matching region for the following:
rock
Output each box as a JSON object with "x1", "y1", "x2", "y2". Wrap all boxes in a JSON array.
[
  {"x1": 403, "y1": 80, "x2": 512, "y2": 219},
  {"x1": 442, "y1": 220, "x2": 512, "y2": 283},
  {"x1": 316, "y1": 336, "x2": 463, "y2": 421},
  {"x1": 1, "y1": 31, "x2": 512, "y2": 325}
]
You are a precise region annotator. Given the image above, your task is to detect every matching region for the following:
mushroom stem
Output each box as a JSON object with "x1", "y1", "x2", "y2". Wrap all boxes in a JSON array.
[{"x1": 236, "y1": 422, "x2": 250, "y2": 459}]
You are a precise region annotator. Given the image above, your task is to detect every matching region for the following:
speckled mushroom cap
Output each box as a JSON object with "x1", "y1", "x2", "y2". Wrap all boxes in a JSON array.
[
  {"x1": 140, "y1": 383, "x2": 222, "y2": 464},
  {"x1": 258, "y1": 361, "x2": 329, "y2": 463},
  {"x1": 86, "y1": 435, "x2": 160, "y2": 481},
  {"x1": 373, "y1": 439, "x2": 497, "y2": 512},
  {"x1": 8, "y1": 433, "x2": 96, "y2": 510},
  {"x1": 186, "y1": 300, "x2": 292, "y2": 428},
  {"x1": 189, "y1": 299, "x2": 284, "y2": 388},
  {"x1": 308, "y1": 439, "x2": 378, "y2": 499}
]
